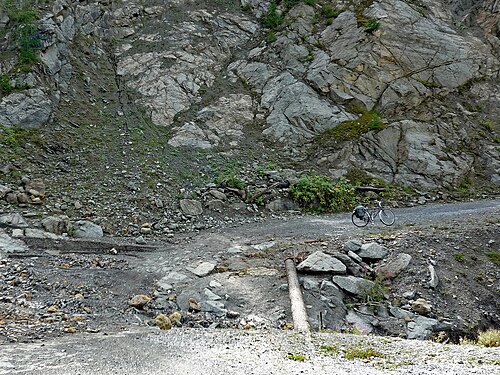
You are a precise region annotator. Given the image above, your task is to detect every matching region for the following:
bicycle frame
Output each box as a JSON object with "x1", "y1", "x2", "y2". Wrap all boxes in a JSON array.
[{"x1": 365, "y1": 206, "x2": 383, "y2": 224}]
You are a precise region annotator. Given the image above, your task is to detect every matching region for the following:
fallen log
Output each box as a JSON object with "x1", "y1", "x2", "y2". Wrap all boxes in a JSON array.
[{"x1": 285, "y1": 258, "x2": 310, "y2": 333}]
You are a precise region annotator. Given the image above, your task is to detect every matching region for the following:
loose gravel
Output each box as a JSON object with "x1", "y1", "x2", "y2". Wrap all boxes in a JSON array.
[{"x1": 0, "y1": 327, "x2": 498, "y2": 375}]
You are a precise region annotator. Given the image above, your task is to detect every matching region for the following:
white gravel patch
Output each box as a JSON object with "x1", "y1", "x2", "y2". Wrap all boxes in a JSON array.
[{"x1": 0, "y1": 328, "x2": 498, "y2": 375}]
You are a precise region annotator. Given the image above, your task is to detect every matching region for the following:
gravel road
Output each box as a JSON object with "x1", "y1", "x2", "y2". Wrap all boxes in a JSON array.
[{"x1": 210, "y1": 198, "x2": 500, "y2": 239}]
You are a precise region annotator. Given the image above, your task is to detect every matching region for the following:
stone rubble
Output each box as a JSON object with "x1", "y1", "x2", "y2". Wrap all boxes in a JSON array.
[{"x1": 0, "y1": 212, "x2": 498, "y2": 345}]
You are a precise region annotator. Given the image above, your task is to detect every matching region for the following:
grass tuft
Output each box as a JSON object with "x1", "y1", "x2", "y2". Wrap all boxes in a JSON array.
[
  {"x1": 486, "y1": 250, "x2": 500, "y2": 266},
  {"x1": 286, "y1": 353, "x2": 306, "y2": 361},
  {"x1": 344, "y1": 347, "x2": 384, "y2": 360}
]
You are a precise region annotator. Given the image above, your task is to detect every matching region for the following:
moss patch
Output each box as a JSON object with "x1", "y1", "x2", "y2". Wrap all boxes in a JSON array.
[{"x1": 316, "y1": 110, "x2": 386, "y2": 145}]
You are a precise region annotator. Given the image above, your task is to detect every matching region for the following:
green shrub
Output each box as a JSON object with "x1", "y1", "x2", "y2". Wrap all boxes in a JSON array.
[
  {"x1": 215, "y1": 172, "x2": 245, "y2": 190},
  {"x1": 481, "y1": 119, "x2": 497, "y2": 132},
  {"x1": 360, "y1": 276, "x2": 388, "y2": 303},
  {"x1": 5, "y1": 0, "x2": 38, "y2": 23},
  {"x1": 321, "y1": 5, "x2": 338, "y2": 19},
  {"x1": 361, "y1": 17, "x2": 380, "y2": 32},
  {"x1": 262, "y1": 2, "x2": 284, "y2": 29},
  {"x1": 289, "y1": 175, "x2": 357, "y2": 213},
  {"x1": 0, "y1": 74, "x2": 13, "y2": 94},
  {"x1": 454, "y1": 253, "x2": 465, "y2": 262},
  {"x1": 0, "y1": 125, "x2": 42, "y2": 149},
  {"x1": 67, "y1": 226, "x2": 77, "y2": 237},
  {"x1": 320, "y1": 345, "x2": 339, "y2": 355},
  {"x1": 344, "y1": 168, "x2": 385, "y2": 187},
  {"x1": 0, "y1": 126, "x2": 19, "y2": 147},
  {"x1": 283, "y1": 0, "x2": 301, "y2": 9},
  {"x1": 4, "y1": 1, "x2": 40, "y2": 71}
]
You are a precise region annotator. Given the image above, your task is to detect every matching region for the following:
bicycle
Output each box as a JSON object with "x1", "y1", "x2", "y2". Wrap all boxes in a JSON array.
[{"x1": 351, "y1": 200, "x2": 395, "y2": 227}]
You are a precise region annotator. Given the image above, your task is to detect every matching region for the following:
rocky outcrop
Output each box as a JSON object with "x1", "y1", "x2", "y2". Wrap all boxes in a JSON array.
[
  {"x1": 0, "y1": 0, "x2": 498, "y2": 192},
  {"x1": 0, "y1": 89, "x2": 54, "y2": 129},
  {"x1": 115, "y1": 10, "x2": 259, "y2": 128},
  {"x1": 292, "y1": 239, "x2": 458, "y2": 339}
]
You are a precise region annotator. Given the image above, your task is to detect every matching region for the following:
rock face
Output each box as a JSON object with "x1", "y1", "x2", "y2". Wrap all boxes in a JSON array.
[
  {"x1": 0, "y1": 0, "x2": 498, "y2": 190},
  {"x1": 0, "y1": 89, "x2": 54, "y2": 129}
]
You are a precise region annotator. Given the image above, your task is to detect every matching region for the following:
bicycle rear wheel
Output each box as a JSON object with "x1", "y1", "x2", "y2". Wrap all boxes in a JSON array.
[
  {"x1": 352, "y1": 212, "x2": 369, "y2": 227},
  {"x1": 379, "y1": 209, "x2": 395, "y2": 226}
]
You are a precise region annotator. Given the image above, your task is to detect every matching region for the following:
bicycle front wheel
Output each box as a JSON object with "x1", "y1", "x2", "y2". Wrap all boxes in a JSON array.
[
  {"x1": 379, "y1": 209, "x2": 395, "y2": 226},
  {"x1": 352, "y1": 212, "x2": 369, "y2": 227}
]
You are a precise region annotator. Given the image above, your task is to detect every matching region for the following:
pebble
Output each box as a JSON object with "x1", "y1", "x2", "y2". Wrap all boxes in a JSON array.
[{"x1": 135, "y1": 236, "x2": 147, "y2": 244}]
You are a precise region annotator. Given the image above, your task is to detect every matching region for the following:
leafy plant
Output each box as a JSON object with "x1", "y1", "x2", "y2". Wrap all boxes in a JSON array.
[
  {"x1": 0, "y1": 126, "x2": 19, "y2": 147},
  {"x1": 266, "y1": 31, "x2": 277, "y2": 43},
  {"x1": 4, "y1": 0, "x2": 41, "y2": 71},
  {"x1": 4, "y1": 0, "x2": 38, "y2": 23},
  {"x1": 255, "y1": 161, "x2": 278, "y2": 176},
  {"x1": 289, "y1": 175, "x2": 357, "y2": 213},
  {"x1": 344, "y1": 168, "x2": 386, "y2": 188},
  {"x1": 241, "y1": 4, "x2": 251, "y2": 12},
  {"x1": 215, "y1": 172, "x2": 245, "y2": 190},
  {"x1": 283, "y1": 0, "x2": 301, "y2": 9},
  {"x1": 481, "y1": 119, "x2": 497, "y2": 132},
  {"x1": 454, "y1": 253, "x2": 465, "y2": 262},
  {"x1": 0, "y1": 124, "x2": 42, "y2": 149},
  {"x1": 360, "y1": 275, "x2": 388, "y2": 303},
  {"x1": 67, "y1": 226, "x2": 77, "y2": 237},
  {"x1": 302, "y1": 48, "x2": 315, "y2": 63}
]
